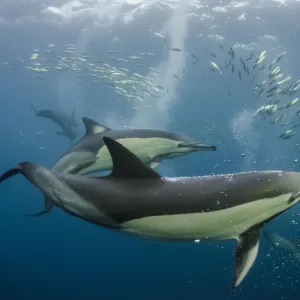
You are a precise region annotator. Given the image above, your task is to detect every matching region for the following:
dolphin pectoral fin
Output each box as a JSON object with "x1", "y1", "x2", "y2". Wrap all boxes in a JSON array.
[
  {"x1": 25, "y1": 197, "x2": 53, "y2": 217},
  {"x1": 233, "y1": 224, "x2": 261, "y2": 289},
  {"x1": 149, "y1": 161, "x2": 161, "y2": 169},
  {"x1": 82, "y1": 117, "x2": 112, "y2": 136}
]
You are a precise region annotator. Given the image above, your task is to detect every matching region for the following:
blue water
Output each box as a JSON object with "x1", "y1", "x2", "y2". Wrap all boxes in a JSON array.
[{"x1": 1, "y1": 1, "x2": 300, "y2": 299}]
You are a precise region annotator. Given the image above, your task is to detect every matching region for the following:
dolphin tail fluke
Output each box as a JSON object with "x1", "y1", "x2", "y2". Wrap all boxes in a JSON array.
[
  {"x1": 29, "y1": 103, "x2": 38, "y2": 115},
  {"x1": 0, "y1": 167, "x2": 22, "y2": 183},
  {"x1": 233, "y1": 224, "x2": 261, "y2": 289},
  {"x1": 25, "y1": 196, "x2": 53, "y2": 217},
  {"x1": 0, "y1": 162, "x2": 55, "y2": 216}
]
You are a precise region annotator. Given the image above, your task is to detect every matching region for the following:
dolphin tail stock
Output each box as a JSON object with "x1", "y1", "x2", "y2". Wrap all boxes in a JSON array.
[
  {"x1": 0, "y1": 166, "x2": 22, "y2": 183},
  {"x1": 0, "y1": 162, "x2": 54, "y2": 217}
]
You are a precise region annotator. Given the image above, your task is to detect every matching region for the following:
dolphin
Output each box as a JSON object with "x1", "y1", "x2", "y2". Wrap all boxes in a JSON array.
[
  {"x1": 51, "y1": 117, "x2": 217, "y2": 175},
  {"x1": 29, "y1": 104, "x2": 78, "y2": 141},
  {"x1": 1, "y1": 137, "x2": 300, "y2": 288},
  {"x1": 262, "y1": 230, "x2": 300, "y2": 260}
]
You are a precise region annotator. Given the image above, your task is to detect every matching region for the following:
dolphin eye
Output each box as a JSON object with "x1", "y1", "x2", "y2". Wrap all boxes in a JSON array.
[
  {"x1": 288, "y1": 192, "x2": 300, "y2": 204},
  {"x1": 177, "y1": 143, "x2": 186, "y2": 148}
]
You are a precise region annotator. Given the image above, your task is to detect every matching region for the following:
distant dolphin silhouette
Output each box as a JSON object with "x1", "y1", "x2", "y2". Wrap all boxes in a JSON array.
[
  {"x1": 51, "y1": 117, "x2": 217, "y2": 175},
  {"x1": 262, "y1": 230, "x2": 300, "y2": 260},
  {"x1": 1, "y1": 137, "x2": 300, "y2": 288},
  {"x1": 29, "y1": 104, "x2": 78, "y2": 141}
]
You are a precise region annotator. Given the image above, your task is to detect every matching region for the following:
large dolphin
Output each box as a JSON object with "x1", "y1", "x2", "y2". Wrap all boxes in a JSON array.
[
  {"x1": 29, "y1": 104, "x2": 78, "y2": 141},
  {"x1": 52, "y1": 117, "x2": 217, "y2": 174},
  {"x1": 1, "y1": 137, "x2": 300, "y2": 288}
]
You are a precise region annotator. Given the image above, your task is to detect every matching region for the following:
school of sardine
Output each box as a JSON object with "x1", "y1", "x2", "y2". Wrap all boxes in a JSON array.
[{"x1": 3, "y1": 32, "x2": 300, "y2": 140}]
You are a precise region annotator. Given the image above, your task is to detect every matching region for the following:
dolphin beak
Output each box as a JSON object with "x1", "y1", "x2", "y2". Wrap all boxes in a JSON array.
[{"x1": 188, "y1": 142, "x2": 217, "y2": 151}]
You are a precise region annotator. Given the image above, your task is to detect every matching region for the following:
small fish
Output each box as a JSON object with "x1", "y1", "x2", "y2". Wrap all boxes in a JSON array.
[
  {"x1": 173, "y1": 74, "x2": 181, "y2": 80},
  {"x1": 104, "y1": 82, "x2": 115, "y2": 87},
  {"x1": 218, "y1": 44, "x2": 224, "y2": 51},
  {"x1": 272, "y1": 52, "x2": 286, "y2": 66},
  {"x1": 30, "y1": 53, "x2": 39, "y2": 60},
  {"x1": 82, "y1": 52, "x2": 91, "y2": 57},
  {"x1": 266, "y1": 86, "x2": 279, "y2": 93},
  {"x1": 254, "y1": 83, "x2": 264, "y2": 91},
  {"x1": 239, "y1": 71, "x2": 242, "y2": 81},
  {"x1": 282, "y1": 120, "x2": 293, "y2": 126},
  {"x1": 256, "y1": 56, "x2": 266, "y2": 65},
  {"x1": 117, "y1": 58, "x2": 128, "y2": 62},
  {"x1": 171, "y1": 48, "x2": 182, "y2": 52},
  {"x1": 188, "y1": 52, "x2": 198, "y2": 60},
  {"x1": 245, "y1": 53, "x2": 254, "y2": 61},
  {"x1": 231, "y1": 64, "x2": 234, "y2": 73},
  {"x1": 289, "y1": 80, "x2": 300, "y2": 92},
  {"x1": 154, "y1": 32, "x2": 167, "y2": 42},
  {"x1": 129, "y1": 55, "x2": 141, "y2": 59},
  {"x1": 109, "y1": 57, "x2": 117, "y2": 62},
  {"x1": 258, "y1": 88, "x2": 264, "y2": 97},
  {"x1": 285, "y1": 98, "x2": 300, "y2": 108},
  {"x1": 210, "y1": 62, "x2": 222, "y2": 75},
  {"x1": 225, "y1": 60, "x2": 231, "y2": 68},
  {"x1": 277, "y1": 76, "x2": 292, "y2": 85},
  {"x1": 273, "y1": 74, "x2": 283, "y2": 81},
  {"x1": 272, "y1": 113, "x2": 287, "y2": 124},
  {"x1": 259, "y1": 65, "x2": 265, "y2": 71},
  {"x1": 228, "y1": 47, "x2": 235, "y2": 59},
  {"x1": 270, "y1": 67, "x2": 281, "y2": 76},
  {"x1": 149, "y1": 67, "x2": 160, "y2": 74},
  {"x1": 278, "y1": 129, "x2": 295, "y2": 140},
  {"x1": 250, "y1": 74, "x2": 258, "y2": 84},
  {"x1": 279, "y1": 87, "x2": 290, "y2": 96}
]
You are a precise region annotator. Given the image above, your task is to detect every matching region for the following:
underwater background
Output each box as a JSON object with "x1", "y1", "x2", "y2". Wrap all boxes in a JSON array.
[{"x1": 1, "y1": 0, "x2": 300, "y2": 299}]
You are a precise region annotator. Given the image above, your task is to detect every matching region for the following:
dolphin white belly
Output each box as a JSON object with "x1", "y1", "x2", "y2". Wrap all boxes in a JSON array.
[{"x1": 122, "y1": 193, "x2": 293, "y2": 240}]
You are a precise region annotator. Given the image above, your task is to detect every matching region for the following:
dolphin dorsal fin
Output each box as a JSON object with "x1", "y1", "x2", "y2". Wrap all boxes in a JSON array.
[
  {"x1": 82, "y1": 117, "x2": 111, "y2": 136},
  {"x1": 103, "y1": 136, "x2": 161, "y2": 178}
]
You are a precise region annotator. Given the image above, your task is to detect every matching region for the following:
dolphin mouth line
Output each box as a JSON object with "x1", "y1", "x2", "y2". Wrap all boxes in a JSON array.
[{"x1": 189, "y1": 143, "x2": 217, "y2": 151}]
